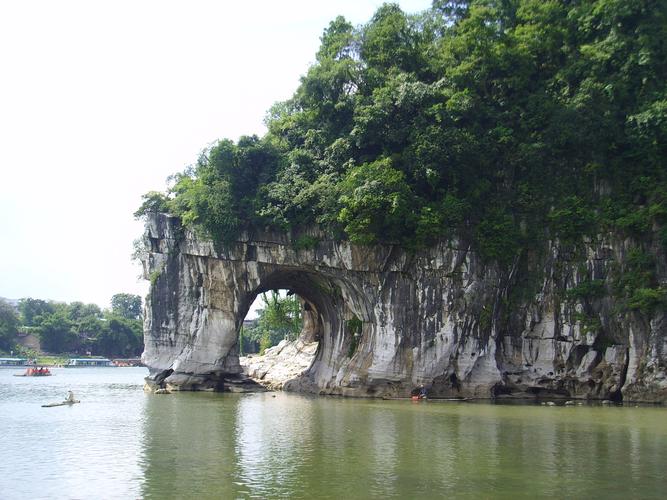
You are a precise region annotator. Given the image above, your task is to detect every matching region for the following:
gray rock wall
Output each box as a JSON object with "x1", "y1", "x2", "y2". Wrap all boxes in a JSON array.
[{"x1": 140, "y1": 213, "x2": 667, "y2": 402}]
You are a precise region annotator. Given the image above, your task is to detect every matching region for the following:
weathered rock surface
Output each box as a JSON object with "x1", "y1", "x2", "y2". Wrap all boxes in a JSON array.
[
  {"x1": 140, "y1": 213, "x2": 667, "y2": 402},
  {"x1": 240, "y1": 339, "x2": 318, "y2": 390}
]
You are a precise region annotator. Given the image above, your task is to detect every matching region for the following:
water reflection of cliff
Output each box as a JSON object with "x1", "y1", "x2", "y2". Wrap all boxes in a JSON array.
[
  {"x1": 140, "y1": 392, "x2": 242, "y2": 498},
  {"x1": 139, "y1": 394, "x2": 667, "y2": 498}
]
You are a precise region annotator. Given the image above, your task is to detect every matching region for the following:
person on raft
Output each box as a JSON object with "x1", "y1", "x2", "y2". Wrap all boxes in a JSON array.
[{"x1": 65, "y1": 390, "x2": 75, "y2": 403}]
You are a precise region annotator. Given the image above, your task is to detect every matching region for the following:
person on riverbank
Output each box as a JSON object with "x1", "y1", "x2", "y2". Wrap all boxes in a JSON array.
[{"x1": 410, "y1": 384, "x2": 428, "y2": 399}]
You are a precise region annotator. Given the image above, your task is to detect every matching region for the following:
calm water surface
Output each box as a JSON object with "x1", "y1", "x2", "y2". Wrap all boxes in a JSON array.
[{"x1": 0, "y1": 367, "x2": 665, "y2": 499}]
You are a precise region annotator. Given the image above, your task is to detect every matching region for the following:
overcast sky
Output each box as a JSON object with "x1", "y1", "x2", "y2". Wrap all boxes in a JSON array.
[{"x1": 0, "y1": 0, "x2": 431, "y2": 311}]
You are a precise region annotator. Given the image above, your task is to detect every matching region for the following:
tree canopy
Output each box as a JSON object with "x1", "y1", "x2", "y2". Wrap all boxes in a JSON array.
[
  {"x1": 137, "y1": 0, "x2": 667, "y2": 292},
  {"x1": 0, "y1": 299, "x2": 19, "y2": 351},
  {"x1": 1, "y1": 295, "x2": 144, "y2": 358},
  {"x1": 111, "y1": 293, "x2": 143, "y2": 320}
]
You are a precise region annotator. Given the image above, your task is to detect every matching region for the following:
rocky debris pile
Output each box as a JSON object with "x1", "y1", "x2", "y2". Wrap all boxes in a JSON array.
[{"x1": 240, "y1": 339, "x2": 318, "y2": 390}]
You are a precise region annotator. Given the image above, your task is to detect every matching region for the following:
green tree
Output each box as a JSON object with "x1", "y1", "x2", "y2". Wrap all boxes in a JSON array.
[
  {"x1": 0, "y1": 299, "x2": 18, "y2": 351},
  {"x1": 167, "y1": 136, "x2": 281, "y2": 245},
  {"x1": 96, "y1": 316, "x2": 143, "y2": 357},
  {"x1": 111, "y1": 293, "x2": 142, "y2": 320},
  {"x1": 134, "y1": 191, "x2": 171, "y2": 219},
  {"x1": 243, "y1": 292, "x2": 303, "y2": 353},
  {"x1": 67, "y1": 301, "x2": 102, "y2": 322},
  {"x1": 259, "y1": 291, "x2": 302, "y2": 341},
  {"x1": 18, "y1": 298, "x2": 54, "y2": 327},
  {"x1": 338, "y1": 157, "x2": 416, "y2": 244},
  {"x1": 360, "y1": 3, "x2": 425, "y2": 77},
  {"x1": 38, "y1": 312, "x2": 77, "y2": 353}
]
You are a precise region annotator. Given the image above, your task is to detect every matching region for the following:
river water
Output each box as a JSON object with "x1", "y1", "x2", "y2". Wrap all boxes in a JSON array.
[{"x1": 0, "y1": 367, "x2": 665, "y2": 499}]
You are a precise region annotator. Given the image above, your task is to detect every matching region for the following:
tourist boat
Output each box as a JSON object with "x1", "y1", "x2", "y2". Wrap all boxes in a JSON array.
[
  {"x1": 0, "y1": 357, "x2": 29, "y2": 368},
  {"x1": 64, "y1": 358, "x2": 114, "y2": 367},
  {"x1": 14, "y1": 366, "x2": 52, "y2": 377}
]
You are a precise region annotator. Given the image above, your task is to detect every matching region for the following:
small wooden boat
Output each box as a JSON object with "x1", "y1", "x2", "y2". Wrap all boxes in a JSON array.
[
  {"x1": 14, "y1": 367, "x2": 52, "y2": 377},
  {"x1": 423, "y1": 397, "x2": 470, "y2": 402},
  {"x1": 41, "y1": 400, "x2": 80, "y2": 408},
  {"x1": 381, "y1": 396, "x2": 470, "y2": 402}
]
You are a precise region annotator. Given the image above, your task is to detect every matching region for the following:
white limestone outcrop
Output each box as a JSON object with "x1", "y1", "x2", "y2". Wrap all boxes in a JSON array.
[{"x1": 140, "y1": 213, "x2": 667, "y2": 402}]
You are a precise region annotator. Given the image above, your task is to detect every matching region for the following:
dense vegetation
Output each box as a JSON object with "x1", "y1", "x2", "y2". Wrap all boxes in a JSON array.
[
  {"x1": 0, "y1": 299, "x2": 19, "y2": 352},
  {"x1": 240, "y1": 292, "x2": 303, "y2": 354},
  {"x1": 0, "y1": 294, "x2": 143, "y2": 358},
  {"x1": 137, "y1": 1, "x2": 667, "y2": 309}
]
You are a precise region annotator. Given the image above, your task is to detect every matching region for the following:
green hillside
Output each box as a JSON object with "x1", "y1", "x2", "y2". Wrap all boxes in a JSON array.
[{"x1": 137, "y1": 0, "x2": 667, "y2": 305}]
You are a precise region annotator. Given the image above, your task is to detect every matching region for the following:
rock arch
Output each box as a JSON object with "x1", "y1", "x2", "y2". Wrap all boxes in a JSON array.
[
  {"x1": 241, "y1": 267, "x2": 355, "y2": 391},
  {"x1": 140, "y1": 213, "x2": 667, "y2": 402},
  {"x1": 141, "y1": 213, "x2": 383, "y2": 394}
]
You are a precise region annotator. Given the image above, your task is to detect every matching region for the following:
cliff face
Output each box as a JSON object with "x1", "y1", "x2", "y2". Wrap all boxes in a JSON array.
[{"x1": 140, "y1": 213, "x2": 667, "y2": 402}]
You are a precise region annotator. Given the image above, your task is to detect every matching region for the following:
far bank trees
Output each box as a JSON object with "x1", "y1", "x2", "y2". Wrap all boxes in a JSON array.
[
  {"x1": 240, "y1": 292, "x2": 303, "y2": 354},
  {"x1": 0, "y1": 293, "x2": 144, "y2": 358}
]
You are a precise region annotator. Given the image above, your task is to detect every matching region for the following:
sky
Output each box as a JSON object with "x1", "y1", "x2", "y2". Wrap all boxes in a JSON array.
[{"x1": 0, "y1": 0, "x2": 432, "y2": 311}]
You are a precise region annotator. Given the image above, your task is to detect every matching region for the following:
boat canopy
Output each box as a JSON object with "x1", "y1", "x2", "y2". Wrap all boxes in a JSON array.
[
  {"x1": 0, "y1": 357, "x2": 28, "y2": 366},
  {"x1": 66, "y1": 358, "x2": 113, "y2": 367}
]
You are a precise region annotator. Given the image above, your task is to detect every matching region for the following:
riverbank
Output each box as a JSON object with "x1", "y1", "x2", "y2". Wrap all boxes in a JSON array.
[{"x1": 238, "y1": 339, "x2": 664, "y2": 405}]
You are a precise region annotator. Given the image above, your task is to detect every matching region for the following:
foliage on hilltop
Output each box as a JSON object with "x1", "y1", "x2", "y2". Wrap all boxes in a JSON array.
[{"x1": 136, "y1": 1, "x2": 667, "y2": 308}]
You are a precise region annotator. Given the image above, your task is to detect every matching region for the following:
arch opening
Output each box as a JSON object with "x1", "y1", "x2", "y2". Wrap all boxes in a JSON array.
[
  {"x1": 240, "y1": 290, "x2": 313, "y2": 355},
  {"x1": 235, "y1": 268, "x2": 363, "y2": 392}
]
